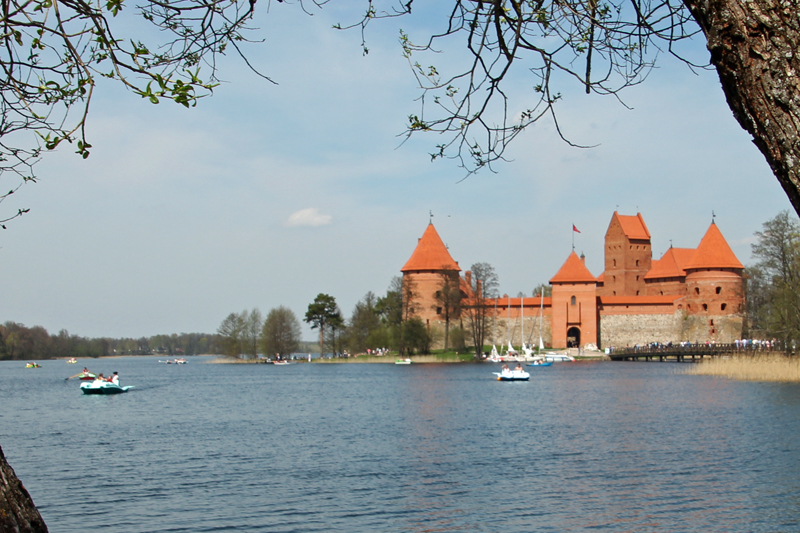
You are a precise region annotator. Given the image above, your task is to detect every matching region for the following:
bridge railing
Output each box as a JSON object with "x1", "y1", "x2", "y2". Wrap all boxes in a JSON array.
[{"x1": 607, "y1": 342, "x2": 790, "y2": 358}]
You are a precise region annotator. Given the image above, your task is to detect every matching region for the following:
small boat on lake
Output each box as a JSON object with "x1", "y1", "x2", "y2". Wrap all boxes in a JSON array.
[
  {"x1": 395, "y1": 358, "x2": 412, "y2": 365},
  {"x1": 273, "y1": 360, "x2": 290, "y2": 365},
  {"x1": 67, "y1": 358, "x2": 77, "y2": 364},
  {"x1": 527, "y1": 361, "x2": 553, "y2": 367},
  {"x1": 544, "y1": 353, "x2": 576, "y2": 362},
  {"x1": 493, "y1": 367, "x2": 530, "y2": 381},
  {"x1": 26, "y1": 363, "x2": 41, "y2": 368},
  {"x1": 80, "y1": 381, "x2": 134, "y2": 395},
  {"x1": 66, "y1": 370, "x2": 96, "y2": 381}
]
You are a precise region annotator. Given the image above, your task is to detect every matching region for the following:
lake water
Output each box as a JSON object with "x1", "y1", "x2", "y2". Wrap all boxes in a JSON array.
[{"x1": 3, "y1": 357, "x2": 800, "y2": 532}]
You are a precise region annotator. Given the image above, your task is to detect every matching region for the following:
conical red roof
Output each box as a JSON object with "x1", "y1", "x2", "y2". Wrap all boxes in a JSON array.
[
  {"x1": 401, "y1": 223, "x2": 460, "y2": 272},
  {"x1": 644, "y1": 247, "x2": 695, "y2": 279},
  {"x1": 684, "y1": 223, "x2": 743, "y2": 270},
  {"x1": 550, "y1": 251, "x2": 596, "y2": 283}
]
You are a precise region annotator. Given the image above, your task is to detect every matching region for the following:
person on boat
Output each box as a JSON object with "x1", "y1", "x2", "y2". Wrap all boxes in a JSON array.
[
  {"x1": 501, "y1": 364, "x2": 509, "y2": 371},
  {"x1": 110, "y1": 372, "x2": 119, "y2": 385},
  {"x1": 515, "y1": 363, "x2": 523, "y2": 372},
  {"x1": 82, "y1": 367, "x2": 90, "y2": 374},
  {"x1": 95, "y1": 373, "x2": 105, "y2": 382}
]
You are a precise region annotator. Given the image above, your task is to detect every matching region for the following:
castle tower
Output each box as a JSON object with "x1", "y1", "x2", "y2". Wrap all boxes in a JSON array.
[
  {"x1": 644, "y1": 247, "x2": 695, "y2": 296},
  {"x1": 550, "y1": 252, "x2": 597, "y2": 348},
  {"x1": 683, "y1": 222, "x2": 745, "y2": 331},
  {"x1": 600, "y1": 212, "x2": 652, "y2": 297},
  {"x1": 401, "y1": 223, "x2": 461, "y2": 327}
]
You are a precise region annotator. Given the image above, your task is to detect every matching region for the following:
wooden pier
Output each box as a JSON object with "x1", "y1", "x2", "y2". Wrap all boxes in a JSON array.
[{"x1": 607, "y1": 343, "x2": 786, "y2": 362}]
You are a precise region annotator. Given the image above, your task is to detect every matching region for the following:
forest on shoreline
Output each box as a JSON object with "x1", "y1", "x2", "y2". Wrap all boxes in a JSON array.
[{"x1": 0, "y1": 322, "x2": 322, "y2": 361}]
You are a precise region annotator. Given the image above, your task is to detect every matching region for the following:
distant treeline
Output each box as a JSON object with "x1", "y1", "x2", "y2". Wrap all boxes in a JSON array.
[
  {"x1": 0, "y1": 322, "x2": 224, "y2": 360},
  {"x1": 0, "y1": 321, "x2": 322, "y2": 361}
]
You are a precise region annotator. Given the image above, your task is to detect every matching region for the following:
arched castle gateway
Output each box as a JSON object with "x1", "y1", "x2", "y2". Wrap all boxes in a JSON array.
[{"x1": 401, "y1": 212, "x2": 745, "y2": 350}]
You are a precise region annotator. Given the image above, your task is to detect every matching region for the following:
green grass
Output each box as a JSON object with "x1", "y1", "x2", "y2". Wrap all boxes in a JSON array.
[{"x1": 315, "y1": 350, "x2": 478, "y2": 363}]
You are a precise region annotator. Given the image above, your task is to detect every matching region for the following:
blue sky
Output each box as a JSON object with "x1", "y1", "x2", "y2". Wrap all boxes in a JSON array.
[{"x1": 0, "y1": 3, "x2": 792, "y2": 340}]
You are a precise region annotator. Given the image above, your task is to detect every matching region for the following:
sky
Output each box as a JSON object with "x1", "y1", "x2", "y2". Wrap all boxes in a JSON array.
[{"x1": 0, "y1": 2, "x2": 794, "y2": 341}]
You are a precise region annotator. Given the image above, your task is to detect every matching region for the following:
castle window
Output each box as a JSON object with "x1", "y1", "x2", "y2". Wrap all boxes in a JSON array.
[
  {"x1": 710, "y1": 319, "x2": 714, "y2": 326},
  {"x1": 721, "y1": 303, "x2": 727, "y2": 311},
  {"x1": 660, "y1": 291, "x2": 663, "y2": 295},
  {"x1": 636, "y1": 291, "x2": 640, "y2": 295},
  {"x1": 613, "y1": 275, "x2": 616, "y2": 282},
  {"x1": 613, "y1": 259, "x2": 616, "y2": 267},
  {"x1": 716, "y1": 287, "x2": 722, "y2": 294},
  {"x1": 436, "y1": 307, "x2": 443, "y2": 315},
  {"x1": 711, "y1": 328, "x2": 716, "y2": 334},
  {"x1": 702, "y1": 303, "x2": 708, "y2": 311},
  {"x1": 636, "y1": 276, "x2": 640, "y2": 281},
  {"x1": 636, "y1": 260, "x2": 640, "y2": 266},
  {"x1": 571, "y1": 296, "x2": 576, "y2": 305},
  {"x1": 695, "y1": 287, "x2": 700, "y2": 295},
  {"x1": 613, "y1": 291, "x2": 616, "y2": 296}
]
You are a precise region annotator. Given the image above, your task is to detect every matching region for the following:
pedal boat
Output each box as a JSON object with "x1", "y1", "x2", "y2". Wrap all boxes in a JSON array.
[
  {"x1": 493, "y1": 368, "x2": 530, "y2": 381},
  {"x1": 80, "y1": 380, "x2": 134, "y2": 394}
]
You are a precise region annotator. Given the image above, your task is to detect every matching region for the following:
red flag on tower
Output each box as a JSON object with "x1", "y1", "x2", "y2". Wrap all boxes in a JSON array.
[{"x1": 573, "y1": 224, "x2": 581, "y2": 233}]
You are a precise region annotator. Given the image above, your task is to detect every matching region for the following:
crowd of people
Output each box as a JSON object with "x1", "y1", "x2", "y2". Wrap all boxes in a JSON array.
[
  {"x1": 607, "y1": 339, "x2": 789, "y2": 353},
  {"x1": 87, "y1": 368, "x2": 120, "y2": 385}
]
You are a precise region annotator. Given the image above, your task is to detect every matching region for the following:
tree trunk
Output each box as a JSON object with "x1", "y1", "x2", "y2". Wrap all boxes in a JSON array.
[
  {"x1": 0, "y1": 446, "x2": 49, "y2": 533},
  {"x1": 684, "y1": 0, "x2": 800, "y2": 214}
]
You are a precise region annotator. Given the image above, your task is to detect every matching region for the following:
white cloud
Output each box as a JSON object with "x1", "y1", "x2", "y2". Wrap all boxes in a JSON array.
[{"x1": 286, "y1": 208, "x2": 332, "y2": 227}]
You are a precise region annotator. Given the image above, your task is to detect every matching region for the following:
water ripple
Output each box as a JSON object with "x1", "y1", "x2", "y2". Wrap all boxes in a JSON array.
[{"x1": 3, "y1": 359, "x2": 800, "y2": 531}]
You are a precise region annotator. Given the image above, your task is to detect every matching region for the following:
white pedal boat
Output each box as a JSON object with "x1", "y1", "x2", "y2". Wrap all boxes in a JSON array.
[
  {"x1": 493, "y1": 368, "x2": 530, "y2": 381},
  {"x1": 80, "y1": 381, "x2": 134, "y2": 394}
]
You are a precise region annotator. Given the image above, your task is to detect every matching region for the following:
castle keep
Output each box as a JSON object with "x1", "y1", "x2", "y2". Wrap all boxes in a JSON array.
[{"x1": 401, "y1": 212, "x2": 745, "y2": 350}]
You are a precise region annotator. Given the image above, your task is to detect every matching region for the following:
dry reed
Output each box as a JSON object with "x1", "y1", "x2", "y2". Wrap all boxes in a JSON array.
[{"x1": 686, "y1": 354, "x2": 800, "y2": 382}]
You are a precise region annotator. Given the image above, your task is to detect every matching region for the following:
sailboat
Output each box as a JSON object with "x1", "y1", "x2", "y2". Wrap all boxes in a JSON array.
[
  {"x1": 488, "y1": 346, "x2": 500, "y2": 361},
  {"x1": 520, "y1": 296, "x2": 536, "y2": 360},
  {"x1": 487, "y1": 299, "x2": 502, "y2": 362},
  {"x1": 527, "y1": 292, "x2": 554, "y2": 366}
]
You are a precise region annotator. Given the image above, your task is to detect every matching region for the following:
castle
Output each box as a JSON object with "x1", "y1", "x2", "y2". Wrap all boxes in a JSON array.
[{"x1": 401, "y1": 212, "x2": 745, "y2": 350}]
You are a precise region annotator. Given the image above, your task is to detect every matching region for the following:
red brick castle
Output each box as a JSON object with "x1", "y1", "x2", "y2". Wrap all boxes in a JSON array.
[{"x1": 401, "y1": 212, "x2": 745, "y2": 350}]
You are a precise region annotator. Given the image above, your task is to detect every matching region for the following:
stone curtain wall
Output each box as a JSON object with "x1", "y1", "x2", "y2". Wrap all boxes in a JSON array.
[
  {"x1": 486, "y1": 316, "x2": 553, "y2": 348},
  {"x1": 679, "y1": 314, "x2": 744, "y2": 344},
  {"x1": 600, "y1": 312, "x2": 683, "y2": 348},
  {"x1": 600, "y1": 311, "x2": 745, "y2": 348},
  {"x1": 426, "y1": 315, "x2": 554, "y2": 351}
]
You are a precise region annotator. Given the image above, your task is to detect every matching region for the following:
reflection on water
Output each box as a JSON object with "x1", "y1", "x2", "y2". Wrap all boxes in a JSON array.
[{"x1": 2, "y1": 358, "x2": 800, "y2": 531}]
